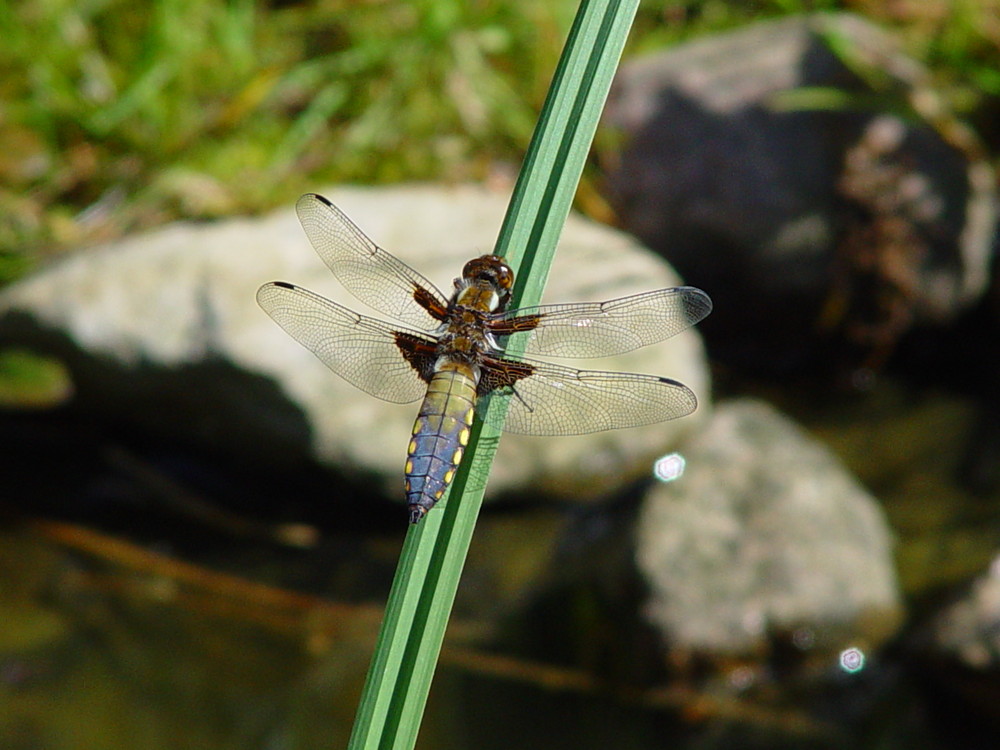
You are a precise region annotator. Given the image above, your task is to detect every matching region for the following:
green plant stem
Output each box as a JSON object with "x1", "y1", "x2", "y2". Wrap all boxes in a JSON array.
[{"x1": 346, "y1": 2, "x2": 640, "y2": 748}]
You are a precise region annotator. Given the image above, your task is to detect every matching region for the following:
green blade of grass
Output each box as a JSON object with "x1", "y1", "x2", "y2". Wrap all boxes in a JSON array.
[{"x1": 346, "y1": 1, "x2": 640, "y2": 749}]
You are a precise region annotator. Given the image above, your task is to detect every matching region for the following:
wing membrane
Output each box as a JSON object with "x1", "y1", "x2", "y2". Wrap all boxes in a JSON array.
[
  {"x1": 494, "y1": 286, "x2": 712, "y2": 358},
  {"x1": 477, "y1": 356, "x2": 697, "y2": 436},
  {"x1": 257, "y1": 281, "x2": 428, "y2": 404},
  {"x1": 295, "y1": 194, "x2": 448, "y2": 331}
]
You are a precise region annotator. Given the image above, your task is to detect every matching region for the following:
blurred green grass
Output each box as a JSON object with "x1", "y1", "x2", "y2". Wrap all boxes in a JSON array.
[{"x1": 1, "y1": 0, "x2": 998, "y2": 281}]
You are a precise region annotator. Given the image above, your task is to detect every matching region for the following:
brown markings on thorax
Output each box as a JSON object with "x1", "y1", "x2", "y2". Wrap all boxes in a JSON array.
[{"x1": 454, "y1": 284, "x2": 496, "y2": 313}]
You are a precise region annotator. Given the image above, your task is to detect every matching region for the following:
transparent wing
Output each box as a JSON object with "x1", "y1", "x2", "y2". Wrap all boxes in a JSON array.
[
  {"x1": 476, "y1": 356, "x2": 698, "y2": 436},
  {"x1": 493, "y1": 286, "x2": 712, "y2": 358},
  {"x1": 295, "y1": 193, "x2": 448, "y2": 331},
  {"x1": 257, "y1": 281, "x2": 428, "y2": 404}
]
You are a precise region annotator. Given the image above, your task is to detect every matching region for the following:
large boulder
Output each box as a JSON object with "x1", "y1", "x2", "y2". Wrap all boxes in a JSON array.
[
  {"x1": 604, "y1": 13, "x2": 996, "y2": 378},
  {"x1": 637, "y1": 398, "x2": 902, "y2": 659}
]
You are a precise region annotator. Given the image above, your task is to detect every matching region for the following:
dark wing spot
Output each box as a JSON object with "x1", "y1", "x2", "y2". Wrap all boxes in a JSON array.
[
  {"x1": 477, "y1": 355, "x2": 535, "y2": 396},
  {"x1": 488, "y1": 313, "x2": 542, "y2": 337},
  {"x1": 413, "y1": 284, "x2": 449, "y2": 321},
  {"x1": 395, "y1": 333, "x2": 437, "y2": 383}
]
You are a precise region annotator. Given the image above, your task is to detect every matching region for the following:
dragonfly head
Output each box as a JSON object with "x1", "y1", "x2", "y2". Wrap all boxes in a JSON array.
[{"x1": 461, "y1": 255, "x2": 514, "y2": 311}]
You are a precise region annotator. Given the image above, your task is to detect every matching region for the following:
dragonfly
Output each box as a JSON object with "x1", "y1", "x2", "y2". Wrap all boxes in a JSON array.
[{"x1": 257, "y1": 194, "x2": 712, "y2": 524}]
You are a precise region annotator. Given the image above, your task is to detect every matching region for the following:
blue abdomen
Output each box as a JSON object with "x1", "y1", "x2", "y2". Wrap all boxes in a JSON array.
[{"x1": 405, "y1": 364, "x2": 476, "y2": 523}]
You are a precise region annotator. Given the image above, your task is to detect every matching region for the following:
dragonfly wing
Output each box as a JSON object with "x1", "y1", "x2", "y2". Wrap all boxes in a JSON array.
[
  {"x1": 295, "y1": 194, "x2": 449, "y2": 331},
  {"x1": 475, "y1": 355, "x2": 698, "y2": 436},
  {"x1": 493, "y1": 286, "x2": 712, "y2": 358},
  {"x1": 257, "y1": 281, "x2": 430, "y2": 404}
]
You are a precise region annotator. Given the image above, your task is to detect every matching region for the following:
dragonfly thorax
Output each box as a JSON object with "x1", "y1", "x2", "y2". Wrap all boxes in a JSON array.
[{"x1": 434, "y1": 306, "x2": 494, "y2": 367}]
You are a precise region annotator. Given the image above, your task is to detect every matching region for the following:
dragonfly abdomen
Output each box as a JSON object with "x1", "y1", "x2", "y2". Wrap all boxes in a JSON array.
[{"x1": 405, "y1": 362, "x2": 477, "y2": 524}]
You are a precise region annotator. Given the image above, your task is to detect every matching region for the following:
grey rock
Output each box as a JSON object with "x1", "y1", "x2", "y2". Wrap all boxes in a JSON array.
[
  {"x1": 636, "y1": 398, "x2": 902, "y2": 656},
  {"x1": 604, "y1": 13, "x2": 996, "y2": 375},
  {"x1": 0, "y1": 184, "x2": 711, "y2": 507},
  {"x1": 931, "y1": 555, "x2": 1000, "y2": 671},
  {"x1": 915, "y1": 554, "x2": 1000, "y2": 726}
]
